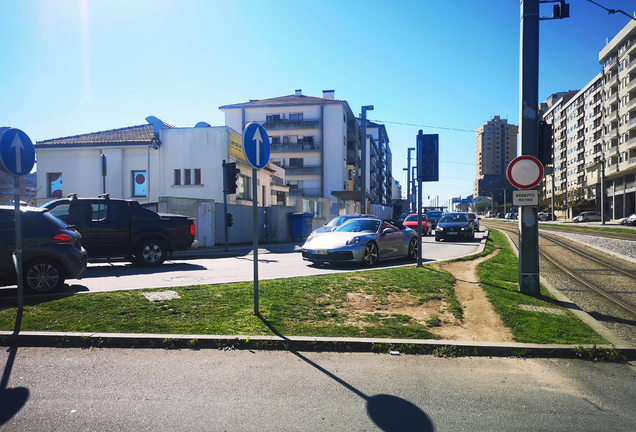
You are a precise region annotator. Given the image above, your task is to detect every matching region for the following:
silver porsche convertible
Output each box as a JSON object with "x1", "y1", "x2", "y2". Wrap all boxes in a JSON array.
[{"x1": 301, "y1": 217, "x2": 418, "y2": 266}]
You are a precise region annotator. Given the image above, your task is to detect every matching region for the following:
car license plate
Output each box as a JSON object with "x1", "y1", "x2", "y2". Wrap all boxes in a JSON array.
[
  {"x1": 314, "y1": 250, "x2": 328, "y2": 255},
  {"x1": 447, "y1": 232, "x2": 458, "y2": 235}
]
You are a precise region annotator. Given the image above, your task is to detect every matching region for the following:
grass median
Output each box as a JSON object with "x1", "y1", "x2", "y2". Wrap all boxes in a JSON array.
[{"x1": 0, "y1": 230, "x2": 609, "y2": 345}]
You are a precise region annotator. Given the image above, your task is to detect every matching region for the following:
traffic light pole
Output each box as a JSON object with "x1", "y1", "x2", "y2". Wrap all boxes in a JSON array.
[{"x1": 223, "y1": 160, "x2": 229, "y2": 252}]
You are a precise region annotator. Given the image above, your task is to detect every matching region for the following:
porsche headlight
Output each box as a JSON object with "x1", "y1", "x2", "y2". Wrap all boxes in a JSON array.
[
  {"x1": 437, "y1": 226, "x2": 444, "y2": 231},
  {"x1": 305, "y1": 233, "x2": 315, "y2": 243},
  {"x1": 346, "y1": 236, "x2": 361, "y2": 246}
]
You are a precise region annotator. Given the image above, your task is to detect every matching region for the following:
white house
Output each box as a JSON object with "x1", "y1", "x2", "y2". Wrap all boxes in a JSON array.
[{"x1": 33, "y1": 118, "x2": 295, "y2": 245}]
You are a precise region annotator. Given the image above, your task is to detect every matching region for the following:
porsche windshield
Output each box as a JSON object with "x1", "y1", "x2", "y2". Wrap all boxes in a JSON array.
[{"x1": 335, "y1": 219, "x2": 381, "y2": 233}]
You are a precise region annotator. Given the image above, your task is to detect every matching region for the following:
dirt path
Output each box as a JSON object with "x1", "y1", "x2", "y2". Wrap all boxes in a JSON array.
[{"x1": 431, "y1": 251, "x2": 514, "y2": 342}]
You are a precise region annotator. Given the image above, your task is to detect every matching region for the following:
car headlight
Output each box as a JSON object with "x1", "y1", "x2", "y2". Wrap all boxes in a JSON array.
[
  {"x1": 305, "y1": 233, "x2": 315, "y2": 243},
  {"x1": 346, "y1": 236, "x2": 361, "y2": 246},
  {"x1": 437, "y1": 226, "x2": 443, "y2": 231}
]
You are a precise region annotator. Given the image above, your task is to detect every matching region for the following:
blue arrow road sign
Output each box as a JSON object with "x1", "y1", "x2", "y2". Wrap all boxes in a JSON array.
[
  {"x1": 242, "y1": 122, "x2": 270, "y2": 169},
  {"x1": 0, "y1": 128, "x2": 35, "y2": 176}
]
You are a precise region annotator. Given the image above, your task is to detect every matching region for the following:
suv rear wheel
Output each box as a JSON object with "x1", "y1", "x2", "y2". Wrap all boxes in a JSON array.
[{"x1": 24, "y1": 258, "x2": 65, "y2": 294}]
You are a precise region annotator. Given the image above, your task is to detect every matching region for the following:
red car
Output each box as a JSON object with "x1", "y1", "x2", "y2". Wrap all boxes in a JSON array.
[{"x1": 402, "y1": 213, "x2": 433, "y2": 236}]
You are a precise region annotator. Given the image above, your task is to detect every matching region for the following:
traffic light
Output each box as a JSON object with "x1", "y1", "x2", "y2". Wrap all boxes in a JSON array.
[
  {"x1": 553, "y1": 1, "x2": 569, "y2": 19},
  {"x1": 417, "y1": 131, "x2": 439, "y2": 182},
  {"x1": 226, "y1": 212, "x2": 234, "y2": 227},
  {"x1": 223, "y1": 161, "x2": 240, "y2": 194},
  {"x1": 537, "y1": 120, "x2": 553, "y2": 166}
]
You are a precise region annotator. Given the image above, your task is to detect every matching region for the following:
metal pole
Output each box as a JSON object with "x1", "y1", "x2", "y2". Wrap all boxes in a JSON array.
[
  {"x1": 361, "y1": 106, "x2": 374, "y2": 214},
  {"x1": 14, "y1": 176, "x2": 23, "y2": 321},
  {"x1": 416, "y1": 133, "x2": 423, "y2": 267},
  {"x1": 253, "y1": 168, "x2": 259, "y2": 314},
  {"x1": 223, "y1": 160, "x2": 229, "y2": 252},
  {"x1": 518, "y1": 0, "x2": 540, "y2": 295},
  {"x1": 551, "y1": 171, "x2": 555, "y2": 221},
  {"x1": 147, "y1": 144, "x2": 151, "y2": 204},
  {"x1": 601, "y1": 157, "x2": 605, "y2": 225}
]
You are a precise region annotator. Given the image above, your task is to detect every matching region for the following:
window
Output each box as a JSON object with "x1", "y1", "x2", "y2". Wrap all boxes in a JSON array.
[
  {"x1": 184, "y1": 169, "x2": 191, "y2": 185},
  {"x1": 271, "y1": 136, "x2": 280, "y2": 145},
  {"x1": 238, "y1": 174, "x2": 251, "y2": 200},
  {"x1": 194, "y1": 169, "x2": 201, "y2": 185},
  {"x1": 174, "y1": 169, "x2": 181, "y2": 185},
  {"x1": 132, "y1": 171, "x2": 146, "y2": 197},
  {"x1": 48, "y1": 172, "x2": 63, "y2": 197},
  {"x1": 289, "y1": 113, "x2": 303, "y2": 121},
  {"x1": 266, "y1": 114, "x2": 281, "y2": 122},
  {"x1": 289, "y1": 158, "x2": 304, "y2": 167}
]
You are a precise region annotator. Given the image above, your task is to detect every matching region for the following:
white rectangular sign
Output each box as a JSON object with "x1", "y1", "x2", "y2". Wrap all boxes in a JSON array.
[{"x1": 513, "y1": 190, "x2": 538, "y2": 206}]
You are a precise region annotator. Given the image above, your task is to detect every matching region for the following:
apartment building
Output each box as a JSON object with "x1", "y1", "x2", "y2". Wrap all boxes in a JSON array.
[
  {"x1": 540, "y1": 19, "x2": 636, "y2": 219},
  {"x1": 473, "y1": 116, "x2": 519, "y2": 203},
  {"x1": 0, "y1": 172, "x2": 37, "y2": 204},
  {"x1": 220, "y1": 90, "x2": 393, "y2": 216}
]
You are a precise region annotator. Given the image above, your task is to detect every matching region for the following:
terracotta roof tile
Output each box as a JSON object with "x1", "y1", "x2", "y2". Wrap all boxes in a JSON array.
[
  {"x1": 35, "y1": 122, "x2": 175, "y2": 147},
  {"x1": 219, "y1": 94, "x2": 346, "y2": 109}
]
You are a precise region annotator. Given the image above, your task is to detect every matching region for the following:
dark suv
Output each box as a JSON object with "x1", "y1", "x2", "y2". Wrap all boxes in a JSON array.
[{"x1": 0, "y1": 205, "x2": 87, "y2": 294}]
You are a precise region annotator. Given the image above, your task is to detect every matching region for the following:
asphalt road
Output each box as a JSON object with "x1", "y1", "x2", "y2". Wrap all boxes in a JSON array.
[
  {"x1": 1, "y1": 347, "x2": 635, "y2": 431},
  {"x1": 1, "y1": 231, "x2": 488, "y2": 295}
]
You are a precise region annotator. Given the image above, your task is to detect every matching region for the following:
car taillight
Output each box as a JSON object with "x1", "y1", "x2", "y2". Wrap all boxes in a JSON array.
[
  {"x1": 53, "y1": 234, "x2": 75, "y2": 246},
  {"x1": 190, "y1": 222, "x2": 195, "y2": 237}
]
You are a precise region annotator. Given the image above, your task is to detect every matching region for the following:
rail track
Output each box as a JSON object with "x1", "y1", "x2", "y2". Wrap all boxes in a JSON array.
[{"x1": 482, "y1": 220, "x2": 636, "y2": 347}]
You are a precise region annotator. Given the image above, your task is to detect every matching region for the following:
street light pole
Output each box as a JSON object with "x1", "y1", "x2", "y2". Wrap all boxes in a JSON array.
[
  {"x1": 405, "y1": 147, "x2": 415, "y2": 213},
  {"x1": 360, "y1": 105, "x2": 374, "y2": 214}
]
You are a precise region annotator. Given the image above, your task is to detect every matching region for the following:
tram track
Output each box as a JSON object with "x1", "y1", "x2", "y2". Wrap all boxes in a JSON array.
[{"x1": 482, "y1": 220, "x2": 636, "y2": 347}]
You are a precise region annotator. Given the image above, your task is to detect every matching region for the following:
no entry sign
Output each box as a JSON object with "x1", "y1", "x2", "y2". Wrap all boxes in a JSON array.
[{"x1": 506, "y1": 156, "x2": 544, "y2": 189}]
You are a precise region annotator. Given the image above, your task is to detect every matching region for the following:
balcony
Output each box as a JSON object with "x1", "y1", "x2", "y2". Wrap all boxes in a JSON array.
[
  {"x1": 606, "y1": 144, "x2": 619, "y2": 156},
  {"x1": 261, "y1": 119, "x2": 321, "y2": 130},
  {"x1": 289, "y1": 187, "x2": 322, "y2": 197},
  {"x1": 270, "y1": 141, "x2": 323, "y2": 152},
  {"x1": 625, "y1": 77, "x2": 636, "y2": 92},
  {"x1": 607, "y1": 163, "x2": 619, "y2": 175},
  {"x1": 284, "y1": 166, "x2": 322, "y2": 175},
  {"x1": 623, "y1": 136, "x2": 636, "y2": 151},
  {"x1": 605, "y1": 74, "x2": 618, "y2": 89},
  {"x1": 605, "y1": 109, "x2": 618, "y2": 123},
  {"x1": 604, "y1": 91, "x2": 619, "y2": 106},
  {"x1": 619, "y1": 117, "x2": 636, "y2": 135},
  {"x1": 619, "y1": 157, "x2": 636, "y2": 173}
]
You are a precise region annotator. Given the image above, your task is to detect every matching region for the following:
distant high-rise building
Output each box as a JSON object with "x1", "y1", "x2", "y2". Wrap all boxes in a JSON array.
[{"x1": 473, "y1": 116, "x2": 518, "y2": 203}]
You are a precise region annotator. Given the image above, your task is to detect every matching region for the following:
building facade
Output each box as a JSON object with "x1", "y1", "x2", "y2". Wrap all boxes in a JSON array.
[
  {"x1": 220, "y1": 90, "x2": 393, "y2": 216},
  {"x1": 539, "y1": 19, "x2": 636, "y2": 219},
  {"x1": 473, "y1": 116, "x2": 519, "y2": 203}
]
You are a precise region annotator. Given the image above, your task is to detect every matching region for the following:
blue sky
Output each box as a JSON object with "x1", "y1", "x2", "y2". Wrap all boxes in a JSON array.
[{"x1": 1, "y1": 0, "x2": 635, "y2": 207}]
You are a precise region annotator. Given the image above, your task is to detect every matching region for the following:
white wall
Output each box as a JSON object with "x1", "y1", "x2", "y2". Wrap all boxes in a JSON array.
[{"x1": 322, "y1": 104, "x2": 347, "y2": 200}]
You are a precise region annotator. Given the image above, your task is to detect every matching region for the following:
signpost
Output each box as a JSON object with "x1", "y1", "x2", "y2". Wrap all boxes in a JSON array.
[
  {"x1": 506, "y1": 155, "x2": 543, "y2": 295},
  {"x1": 242, "y1": 122, "x2": 271, "y2": 314},
  {"x1": 415, "y1": 131, "x2": 439, "y2": 267},
  {"x1": 0, "y1": 127, "x2": 36, "y2": 324}
]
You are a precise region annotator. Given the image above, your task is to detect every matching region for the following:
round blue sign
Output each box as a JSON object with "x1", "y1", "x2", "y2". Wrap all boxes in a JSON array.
[
  {"x1": 0, "y1": 128, "x2": 35, "y2": 176},
  {"x1": 242, "y1": 122, "x2": 270, "y2": 169}
]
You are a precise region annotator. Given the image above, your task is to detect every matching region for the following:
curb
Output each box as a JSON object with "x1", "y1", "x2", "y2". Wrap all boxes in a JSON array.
[{"x1": 1, "y1": 331, "x2": 634, "y2": 360}]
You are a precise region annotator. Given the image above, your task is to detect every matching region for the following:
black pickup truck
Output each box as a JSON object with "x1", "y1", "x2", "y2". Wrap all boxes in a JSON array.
[{"x1": 43, "y1": 194, "x2": 197, "y2": 267}]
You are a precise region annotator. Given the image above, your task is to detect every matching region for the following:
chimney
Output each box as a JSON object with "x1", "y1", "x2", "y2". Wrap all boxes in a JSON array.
[
  {"x1": 295, "y1": 89, "x2": 302, "y2": 96},
  {"x1": 323, "y1": 90, "x2": 335, "y2": 99}
]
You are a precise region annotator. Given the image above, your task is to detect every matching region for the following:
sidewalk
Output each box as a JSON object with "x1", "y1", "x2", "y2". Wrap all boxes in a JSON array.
[{"x1": 171, "y1": 240, "x2": 305, "y2": 260}]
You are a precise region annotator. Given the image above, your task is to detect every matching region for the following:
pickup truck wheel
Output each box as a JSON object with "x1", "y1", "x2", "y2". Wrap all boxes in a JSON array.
[
  {"x1": 24, "y1": 259, "x2": 65, "y2": 294},
  {"x1": 135, "y1": 239, "x2": 168, "y2": 267}
]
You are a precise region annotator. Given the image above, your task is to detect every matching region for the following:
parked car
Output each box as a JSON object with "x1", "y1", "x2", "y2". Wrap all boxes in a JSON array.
[
  {"x1": 537, "y1": 212, "x2": 556, "y2": 221},
  {"x1": 467, "y1": 212, "x2": 480, "y2": 232},
  {"x1": 573, "y1": 211, "x2": 609, "y2": 223},
  {"x1": 435, "y1": 212, "x2": 475, "y2": 242},
  {"x1": 402, "y1": 213, "x2": 433, "y2": 236},
  {"x1": 426, "y1": 211, "x2": 444, "y2": 228},
  {"x1": 626, "y1": 213, "x2": 636, "y2": 226},
  {"x1": 301, "y1": 217, "x2": 417, "y2": 266},
  {"x1": 308, "y1": 214, "x2": 373, "y2": 238},
  {"x1": 42, "y1": 194, "x2": 197, "y2": 267},
  {"x1": 398, "y1": 213, "x2": 408, "y2": 223},
  {"x1": 0, "y1": 205, "x2": 87, "y2": 294}
]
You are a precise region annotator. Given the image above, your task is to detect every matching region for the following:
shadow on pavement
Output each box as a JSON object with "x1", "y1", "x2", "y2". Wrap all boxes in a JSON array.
[
  {"x1": 257, "y1": 313, "x2": 434, "y2": 431},
  {"x1": 1, "y1": 311, "x2": 29, "y2": 426}
]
